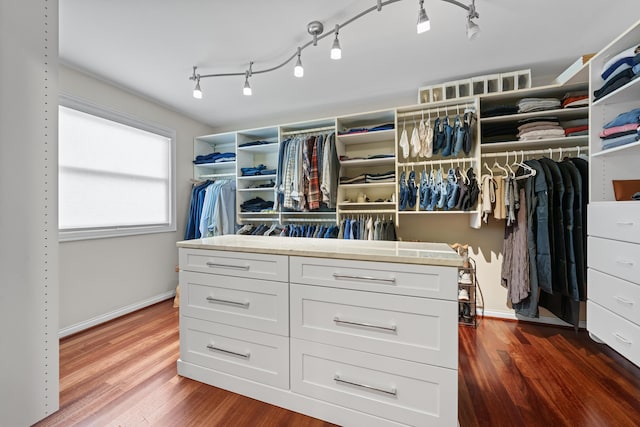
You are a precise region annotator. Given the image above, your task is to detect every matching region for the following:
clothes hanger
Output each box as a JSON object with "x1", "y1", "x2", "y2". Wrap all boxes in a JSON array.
[{"x1": 483, "y1": 161, "x2": 494, "y2": 178}]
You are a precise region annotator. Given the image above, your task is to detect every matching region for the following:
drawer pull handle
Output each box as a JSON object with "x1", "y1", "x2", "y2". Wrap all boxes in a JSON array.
[
  {"x1": 333, "y1": 374, "x2": 397, "y2": 396},
  {"x1": 206, "y1": 344, "x2": 250, "y2": 359},
  {"x1": 613, "y1": 333, "x2": 632, "y2": 345},
  {"x1": 614, "y1": 296, "x2": 635, "y2": 305},
  {"x1": 332, "y1": 273, "x2": 396, "y2": 284},
  {"x1": 206, "y1": 296, "x2": 250, "y2": 308},
  {"x1": 333, "y1": 316, "x2": 397, "y2": 332},
  {"x1": 615, "y1": 221, "x2": 635, "y2": 226},
  {"x1": 615, "y1": 259, "x2": 635, "y2": 267},
  {"x1": 205, "y1": 262, "x2": 250, "y2": 270}
]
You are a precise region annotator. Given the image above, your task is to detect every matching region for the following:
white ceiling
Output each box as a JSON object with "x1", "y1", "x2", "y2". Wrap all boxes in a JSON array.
[{"x1": 59, "y1": 1, "x2": 639, "y2": 132}]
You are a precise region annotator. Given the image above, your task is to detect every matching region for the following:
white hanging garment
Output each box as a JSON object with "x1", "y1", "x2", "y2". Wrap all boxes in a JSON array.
[
  {"x1": 399, "y1": 125, "x2": 409, "y2": 159},
  {"x1": 410, "y1": 125, "x2": 420, "y2": 157}
]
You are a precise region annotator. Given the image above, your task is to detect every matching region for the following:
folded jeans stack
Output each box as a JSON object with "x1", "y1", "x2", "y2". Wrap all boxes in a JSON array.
[
  {"x1": 593, "y1": 44, "x2": 640, "y2": 102},
  {"x1": 193, "y1": 152, "x2": 236, "y2": 165}
]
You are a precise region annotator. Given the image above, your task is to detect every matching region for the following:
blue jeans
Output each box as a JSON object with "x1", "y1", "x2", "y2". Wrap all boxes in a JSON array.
[
  {"x1": 419, "y1": 170, "x2": 430, "y2": 210},
  {"x1": 399, "y1": 171, "x2": 409, "y2": 210},
  {"x1": 452, "y1": 115, "x2": 466, "y2": 157},
  {"x1": 408, "y1": 170, "x2": 417, "y2": 209},
  {"x1": 441, "y1": 117, "x2": 454, "y2": 157},
  {"x1": 433, "y1": 118, "x2": 445, "y2": 155},
  {"x1": 444, "y1": 168, "x2": 460, "y2": 210},
  {"x1": 603, "y1": 108, "x2": 640, "y2": 128}
]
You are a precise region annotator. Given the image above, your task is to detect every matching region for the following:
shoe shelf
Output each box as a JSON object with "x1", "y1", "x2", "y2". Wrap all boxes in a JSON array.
[{"x1": 458, "y1": 257, "x2": 481, "y2": 327}]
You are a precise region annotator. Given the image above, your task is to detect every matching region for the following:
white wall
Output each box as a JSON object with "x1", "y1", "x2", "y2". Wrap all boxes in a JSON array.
[
  {"x1": 58, "y1": 65, "x2": 213, "y2": 334},
  {"x1": 0, "y1": 1, "x2": 60, "y2": 424}
]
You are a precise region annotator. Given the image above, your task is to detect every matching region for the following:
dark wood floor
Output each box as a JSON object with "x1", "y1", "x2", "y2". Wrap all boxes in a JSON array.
[{"x1": 34, "y1": 300, "x2": 640, "y2": 427}]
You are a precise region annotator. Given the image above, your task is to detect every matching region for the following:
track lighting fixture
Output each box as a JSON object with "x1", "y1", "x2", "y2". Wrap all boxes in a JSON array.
[
  {"x1": 189, "y1": 0, "x2": 481, "y2": 99},
  {"x1": 193, "y1": 76, "x2": 202, "y2": 99},
  {"x1": 331, "y1": 25, "x2": 342, "y2": 60},
  {"x1": 294, "y1": 47, "x2": 304, "y2": 77},
  {"x1": 243, "y1": 63, "x2": 253, "y2": 96},
  {"x1": 417, "y1": 0, "x2": 431, "y2": 34},
  {"x1": 466, "y1": 0, "x2": 480, "y2": 40}
]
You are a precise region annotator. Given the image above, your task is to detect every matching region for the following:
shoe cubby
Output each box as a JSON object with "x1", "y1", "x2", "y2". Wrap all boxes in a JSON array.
[{"x1": 457, "y1": 256, "x2": 479, "y2": 327}]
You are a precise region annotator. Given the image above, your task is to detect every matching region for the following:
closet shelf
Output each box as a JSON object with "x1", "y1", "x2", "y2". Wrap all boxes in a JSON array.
[
  {"x1": 237, "y1": 187, "x2": 275, "y2": 193},
  {"x1": 592, "y1": 140, "x2": 640, "y2": 158},
  {"x1": 338, "y1": 202, "x2": 395, "y2": 208},
  {"x1": 336, "y1": 129, "x2": 396, "y2": 145},
  {"x1": 479, "y1": 82, "x2": 587, "y2": 103},
  {"x1": 196, "y1": 173, "x2": 236, "y2": 180},
  {"x1": 480, "y1": 106, "x2": 588, "y2": 123},
  {"x1": 480, "y1": 135, "x2": 588, "y2": 153},
  {"x1": 592, "y1": 77, "x2": 640, "y2": 107},
  {"x1": 338, "y1": 208, "x2": 396, "y2": 214},
  {"x1": 237, "y1": 143, "x2": 279, "y2": 153},
  {"x1": 339, "y1": 157, "x2": 395, "y2": 167},
  {"x1": 196, "y1": 161, "x2": 236, "y2": 168},
  {"x1": 399, "y1": 210, "x2": 478, "y2": 215},
  {"x1": 339, "y1": 182, "x2": 396, "y2": 188},
  {"x1": 237, "y1": 174, "x2": 277, "y2": 181}
]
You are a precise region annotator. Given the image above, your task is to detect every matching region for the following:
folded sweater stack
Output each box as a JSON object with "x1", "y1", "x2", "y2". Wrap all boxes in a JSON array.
[
  {"x1": 560, "y1": 118, "x2": 589, "y2": 137},
  {"x1": 517, "y1": 98, "x2": 561, "y2": 113},
  {"x1": 517, "y1": 116, "x2": 565, "y2": 141},
  {"x1": 561, "y1": 91, "x2": 589, "y2": 108}
]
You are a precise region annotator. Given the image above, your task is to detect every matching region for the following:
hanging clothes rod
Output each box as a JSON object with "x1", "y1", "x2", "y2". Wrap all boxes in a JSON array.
[
  {"x1": 281, "y1": 125, "x2": 335, "y2": 136},
  {"x1": 398, "y1": 157, "x2": 476, "y2": 168},
  {"x1": 480, "y1": 145, "x2": 589, "y2": 159},
  {"x1": 240, "y1": 217, "x2": 280, "y2": 223},
  {"x1": 397, "y1": 104, "x2": 477, "y2": 119}
]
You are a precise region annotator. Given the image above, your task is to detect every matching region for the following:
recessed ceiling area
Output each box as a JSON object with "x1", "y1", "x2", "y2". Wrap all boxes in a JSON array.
[{"x1": 59, "y1": 0, "x2": 639, "y2": 131}]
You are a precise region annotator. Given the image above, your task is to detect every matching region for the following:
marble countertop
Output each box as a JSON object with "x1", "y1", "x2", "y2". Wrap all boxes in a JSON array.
[{"x1": 176, "y1": 235, "x2": 463, "y2": 267}]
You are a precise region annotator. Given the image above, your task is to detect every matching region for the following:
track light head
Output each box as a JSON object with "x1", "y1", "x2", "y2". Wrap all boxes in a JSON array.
[
  {"x1": 193, "y1": 77, "x2": 202, "y2": 99},
  {"x1": 331, "y1": 25, "x2": 342, "y2": 60},
  {"x1": 243, "y1": 70, "x2": 252, "y2": 96},
  {"x1": 294, "y1": 47, "x2": 304, "y2": 77},
  {"x1": 466, "y1": 18, "x2": 480, "y2": 40},
  {"x1": 417, "y1": 0, "x2": 430, "y2": 34}
]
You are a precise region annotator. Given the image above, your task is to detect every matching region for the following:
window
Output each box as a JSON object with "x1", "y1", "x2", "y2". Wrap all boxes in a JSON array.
[{"x1": 59, "y1": 95, "x2": 176, "y2": 241}]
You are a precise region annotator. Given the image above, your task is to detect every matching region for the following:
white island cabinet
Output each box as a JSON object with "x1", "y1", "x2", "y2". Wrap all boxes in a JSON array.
[{"x1": 177, "y1": 235, "x2": 462, "y2": 427}]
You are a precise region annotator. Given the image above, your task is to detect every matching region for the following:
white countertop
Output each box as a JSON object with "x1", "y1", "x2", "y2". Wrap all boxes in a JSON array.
[{"x1": 176, "y1": 235, "x2": 463, "y2": 267}]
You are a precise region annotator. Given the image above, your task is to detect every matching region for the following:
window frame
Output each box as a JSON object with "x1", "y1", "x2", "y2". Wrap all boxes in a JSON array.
[{"x1": 58, "y1": 94, "x2": 177, "y2": 242}]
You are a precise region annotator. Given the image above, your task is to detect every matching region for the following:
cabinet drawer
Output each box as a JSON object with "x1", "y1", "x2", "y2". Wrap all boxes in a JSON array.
[
  {"x1": 587, "y1": 301, "x2": 640, "y2": 368},
  {"x1": 180, "y1": 317, "x2": 289, "y2": 389},
  {"x1": 180, "y1": 271, "x2": 288, "y2": 336},
  {"x1": 290, "y1": 284, "x2": 457, "y2": 369},
  {"x1": 290, "y1": 338, "x2": 457, "y2": 427},
  {"x1": 588, "y1": 237, "x2": 640, "y2": 285},
  {"x1": 290, "y1": 256, "x2": 457, "y2": 300},
  {"x1": 588, "y1": 269, "x2": 640, "y2": 326},
  {"x1": 588, "y1": 202, "x2": 640, "y2": 244},
  {"x1": 179, "y1": 248, "x2": 288, "y2": 282}
]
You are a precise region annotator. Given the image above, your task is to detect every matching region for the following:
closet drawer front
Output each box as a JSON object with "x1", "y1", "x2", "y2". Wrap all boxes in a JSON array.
[
  {"x1": 290, "y1": 338, "x2": 457, "y2": 427},
  {"x1": 180, "y1": 317, "x2": 289, "y2": 389},
  {"x1": 588, "y1": 269, "x2": 640, "y2": 326},
  {"x1": 179, "y1": 248, "x2": 288, "y2": 282},
  {"x1": 181, "y1": 271, "x2": 289, "y2": 336},
  {"x1": 587, "y1": 237, "x2": 640, "y2": 285},
  {"x1": 587, "y1": 301, "x2": 640, "y2": 368},
  {"x1": 588, "y1": 202, "x2": 640, "y2": 244},
  {"x1": 290, "y1": 256, "x2": 457, "y2": 300},
  {"x1": 290, "y1": 284, "x2": 457, "y2": 369}
]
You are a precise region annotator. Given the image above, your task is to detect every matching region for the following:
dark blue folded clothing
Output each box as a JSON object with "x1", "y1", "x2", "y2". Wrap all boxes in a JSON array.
[
  {"x1": 238, "y1": 140, "x2": 274, "y2": 148},
  {"x1": 193, "y1": 152, "x2": 236, "y2": 164}
]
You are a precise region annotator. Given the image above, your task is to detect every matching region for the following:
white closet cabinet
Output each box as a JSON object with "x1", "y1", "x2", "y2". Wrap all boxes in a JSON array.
[
  {"x1": 177, "y1": 236, "x2": 461, "y2": 427},
  {"x1": 587, "y1": 18, "x2": 640, "y2": 368}
]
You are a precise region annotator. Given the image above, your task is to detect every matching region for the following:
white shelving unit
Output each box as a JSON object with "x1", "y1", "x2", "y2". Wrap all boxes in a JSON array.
[
  {"x1": 193, "y1": 132, "x2": 236, "y2": 181},
  {"x1": 586, "y1": 18, "x2": 640, "y2": 368}
]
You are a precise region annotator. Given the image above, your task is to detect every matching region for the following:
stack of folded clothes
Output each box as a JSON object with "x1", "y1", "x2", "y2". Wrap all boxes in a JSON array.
[
  {"x1": 338, "y1": 123, "x2": 395, "y2": 135},
  {"x1": 481, "y1": 104, "x2": 518, "y2": 118},
  {"x1": 517, "y1": 117, "x2": 565, "y2": 141},
  {"x1": 339, "y1": 174, "x2": 366, "y2": 184},
  {"x1": 240, "y1": 164, "x2": 276, "y2": 176},
  {"x1": 193, "y1": 152, "x2": 236, "y2": 164},
  {"x1": 561, "y1": 91, "x2": 589, "y2": 108},
  {"x1": 560, "y1": 118, "x2": 589, "y2": 137},
  {"x1": 240, "y1": 197, "x2": 274, "y2": 212},
  {"x1": 517, "y1": 98, "x2": 561, "y2": 113},
  {"x1": 594, "y1": 44, "x2": 640, "y2": 102},
  {"x1": 481, "y1": 122, "x2": 519, "y2": 143},
  {"x1": 599, "y1": 107, "x2": 640, "y2": 150},
  {"x1": 365, "y1": 170, "x2": 395, "y2": 183}
]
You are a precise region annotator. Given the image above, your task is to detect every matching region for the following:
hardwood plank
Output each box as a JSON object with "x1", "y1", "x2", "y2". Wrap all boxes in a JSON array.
[{"x1": 34, "y1": 300, "x2": 640, "y2": 427}]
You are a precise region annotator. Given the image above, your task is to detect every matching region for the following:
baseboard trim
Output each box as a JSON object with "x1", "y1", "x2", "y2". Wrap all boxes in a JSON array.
[
  {"x1": 481, "y1": 309, "x2": 587, "y2": 329},
  {"x1": 58, "y1": 290, "x2": 176, "y2": 338}
]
